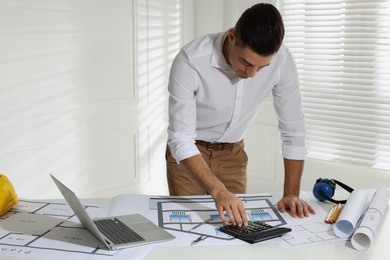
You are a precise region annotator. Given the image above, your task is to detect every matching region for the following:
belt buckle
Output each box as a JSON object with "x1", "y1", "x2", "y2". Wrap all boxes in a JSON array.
[
  {"x1": 207, "y1": 143, "x2": 214, "y2": 151},
  {"x1": 207, "y1": 142, "x2": 224, "y2": 151}
]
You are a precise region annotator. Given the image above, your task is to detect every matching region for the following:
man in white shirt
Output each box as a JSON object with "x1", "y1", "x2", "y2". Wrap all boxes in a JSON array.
[{"x1": 166, "y1": 3, "x2": 315, "y2": 227}]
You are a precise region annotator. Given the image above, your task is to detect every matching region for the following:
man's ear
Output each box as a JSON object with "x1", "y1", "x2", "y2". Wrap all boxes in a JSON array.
[{"x1": 228, "y1": 28, "x2": 236, "y2": 41}]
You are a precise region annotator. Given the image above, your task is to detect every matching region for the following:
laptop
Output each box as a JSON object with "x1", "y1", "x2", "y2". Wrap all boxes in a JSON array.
[{"x1": 50, "y1": 174, "x2": 175, "y2": 250}]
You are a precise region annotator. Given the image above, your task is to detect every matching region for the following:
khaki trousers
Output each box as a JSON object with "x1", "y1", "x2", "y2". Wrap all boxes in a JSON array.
[{"x1": 166, "y1": 140, "x2": 248, "y2": 195}]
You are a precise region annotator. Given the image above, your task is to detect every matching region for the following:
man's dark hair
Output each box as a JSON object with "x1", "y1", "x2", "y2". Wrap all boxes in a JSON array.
[{"x1": 234, "y1": 3, "x2": 285, "y2": 56}]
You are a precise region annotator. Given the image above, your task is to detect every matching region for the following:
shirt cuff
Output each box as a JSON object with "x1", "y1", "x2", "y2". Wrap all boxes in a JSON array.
[
  {"x1": 168, "y1": 142, "x2": 201, "y2": 164},
  {"x1": 282, "y1": 144, "x2": 307, "y2": 160}
]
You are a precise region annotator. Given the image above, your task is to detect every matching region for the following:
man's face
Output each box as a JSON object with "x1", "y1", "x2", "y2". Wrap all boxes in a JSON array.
[
  {"x1": 224, "y1": 29, "x2": 274, "y2": 79},
  {"x1": 229, "y1": 44, "x2": 273, "y2": 79}
]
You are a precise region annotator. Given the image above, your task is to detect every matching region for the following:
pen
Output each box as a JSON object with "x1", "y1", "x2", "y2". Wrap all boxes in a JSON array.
[{"x1": 189, "y1": 217, "x2": 213, "y2": 231}]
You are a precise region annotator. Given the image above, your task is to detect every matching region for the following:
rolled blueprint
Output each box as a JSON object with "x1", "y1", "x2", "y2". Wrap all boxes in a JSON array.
[
  {"x1": 351, "y1": 187, "x2": 390, "y2": 251},
  {"x1": 334, "y1": 190, "x2": 368, "y2": 238}
]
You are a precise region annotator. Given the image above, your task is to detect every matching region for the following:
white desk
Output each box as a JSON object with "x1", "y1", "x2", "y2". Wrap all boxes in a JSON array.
[
  {"x1": 146, "y1": 191, "x2": 390, "y2": 260},
  {"x1": 1, "y1": 191, "x2": 389, "y2": 260}
]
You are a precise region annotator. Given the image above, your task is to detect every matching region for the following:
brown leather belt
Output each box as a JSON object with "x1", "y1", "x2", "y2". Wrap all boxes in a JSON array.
[{"x1": 195, "y1": 140, "x2": 236, "y2": 151}]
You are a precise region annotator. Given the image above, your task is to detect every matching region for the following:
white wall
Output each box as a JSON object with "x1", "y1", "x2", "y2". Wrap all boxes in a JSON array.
[
  {"x1": 0, "y1": 0, "x2": 139, "y2": 199},
  {"x1": 0, "y1": 0, "x2": 183, "y2": 199}
]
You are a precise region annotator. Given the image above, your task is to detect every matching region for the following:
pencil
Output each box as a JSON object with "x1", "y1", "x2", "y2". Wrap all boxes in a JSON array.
[
  {"x1": 325, "y1": 205, "x2": 335, "y2": 224},
  {"x1": 325, "y1": 203, "x2": 342, "y2": 224},
  {"x1": 330, "y1": 203, "x2": 342, "y2": 223}
]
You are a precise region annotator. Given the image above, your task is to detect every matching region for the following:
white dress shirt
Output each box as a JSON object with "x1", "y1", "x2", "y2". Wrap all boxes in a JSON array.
[{"x1": 168, "y1": 31, "x2": 306, "y2": 163}]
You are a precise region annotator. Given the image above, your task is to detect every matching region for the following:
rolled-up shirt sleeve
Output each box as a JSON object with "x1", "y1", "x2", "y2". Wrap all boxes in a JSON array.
[
  {"x1": 272, "y1": 50, "x2": 307, "y2": 160},
  {"x1": 167, "y1": 49, "x2": 200, "y2": 163}
]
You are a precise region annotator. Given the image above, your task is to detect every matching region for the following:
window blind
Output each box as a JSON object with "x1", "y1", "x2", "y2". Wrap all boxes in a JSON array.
[
  {"x1": 134, "y1": 0, "x2": 182, "y2": 183},
  {"x1": 280, "y1": 0, "x2": 390, "y2": 170},
  {"x1": 135, "y1": 0, "x2": 182, "y2": 101}
]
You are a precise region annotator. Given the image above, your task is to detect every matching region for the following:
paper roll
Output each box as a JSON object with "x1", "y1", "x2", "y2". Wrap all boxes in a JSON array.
[
  {"x1": 351, "y1": 187, "x2": 390, "y2": 251},
  {"x1": 334, "y1": 190, "x2": 368, "y2": 238}
]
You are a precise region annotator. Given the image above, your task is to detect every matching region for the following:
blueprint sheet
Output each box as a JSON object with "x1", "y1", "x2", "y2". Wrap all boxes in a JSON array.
[
  {"x1": 0, "y1": 193, "x2": 348, "y2": 259},
  {"x1": 153, "y1": 195, "x2": 286, "y2": 240},
  {"x1": 0, "y1": 199, "x2": 148, "y2": 260},
  {"x1": 149, "y1": 193, "x2": 346, "y2": 248}
]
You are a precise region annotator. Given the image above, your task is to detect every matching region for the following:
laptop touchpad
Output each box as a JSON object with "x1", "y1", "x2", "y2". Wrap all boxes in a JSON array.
[{"x1": 134, "y1": 222, "x2": 158, "y2": 232}]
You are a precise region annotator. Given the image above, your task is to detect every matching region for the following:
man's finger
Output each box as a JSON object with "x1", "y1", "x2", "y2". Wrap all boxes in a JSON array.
[
  {"x1": 277, "y1": 201, "x2": 286, "y2": 213},
  {"x1": 217, "y1": 206, "x2": 228, "y2": 225},
  {"x1": 238, "y1": 202, "x2": 248, "y2": 226},
  {"x1": 231, "y1": 207, "x2": 243, "y2": 227},
  {"x1": 289, "y1": 202, "x2": 297, "y2": 218},
  {"x1": 296, "y1": 201, "x2": 304, "y2": 218},
  {"x1": 225, "y1": 207, "x2": 236, "y2": 225},
  {"x1": 302, "y1": 201, "x2": 310, "y2": 217},
  {"x1": 307, "y1": 203, "x2": 316, "y2": 215}
]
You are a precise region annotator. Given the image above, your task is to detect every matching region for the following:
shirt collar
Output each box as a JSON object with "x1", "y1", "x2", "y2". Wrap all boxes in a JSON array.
[{"x1": 210, "y1": 31, "x2": 234, "y2": 72}]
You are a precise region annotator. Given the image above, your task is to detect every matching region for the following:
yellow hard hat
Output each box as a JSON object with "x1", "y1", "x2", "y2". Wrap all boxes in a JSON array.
[{"x1": 0, "y1": 174, "x2": 19, "y2": 215}]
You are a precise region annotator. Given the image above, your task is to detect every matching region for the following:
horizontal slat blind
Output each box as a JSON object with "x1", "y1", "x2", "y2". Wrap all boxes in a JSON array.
[
  {"x1": 134, "y1": 0, "x2": 182, "y2": 190},
  {"x1": 280, "y1": 0, "x2": 390, "y2": 170}
]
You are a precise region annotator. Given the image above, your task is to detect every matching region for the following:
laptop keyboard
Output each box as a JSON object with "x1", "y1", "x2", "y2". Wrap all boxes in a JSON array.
[{"x1": 94, "y1": 218, "x2": 145, "y2": 245}]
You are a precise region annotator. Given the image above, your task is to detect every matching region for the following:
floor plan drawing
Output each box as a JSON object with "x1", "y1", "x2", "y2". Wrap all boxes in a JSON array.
[
  {"x1": 0, "y1": 199, "x2": 119, "y2": 259},
  {"x1": 277, "y1": 221, "x2": 347, "y2": 249},
  {"x1": 153, "y1": 195, "x2": 287, "y2": 240}
]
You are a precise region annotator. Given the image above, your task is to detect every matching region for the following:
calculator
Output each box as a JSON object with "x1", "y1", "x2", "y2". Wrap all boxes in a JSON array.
[{"x1": 219, "y1": 221, "x2": 291, "y2": 244}]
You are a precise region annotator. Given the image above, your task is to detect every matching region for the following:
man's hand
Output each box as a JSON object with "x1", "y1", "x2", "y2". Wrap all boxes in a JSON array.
[
  {"x1": 277, "y1": 194, "x2": 316, "y2": 218},
  {"x1": 213, "y1": 190, "x2": 248, "y2": 227},
  {"x1": 180, "y1": 155, "x2": 248, "y2": 226}
]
